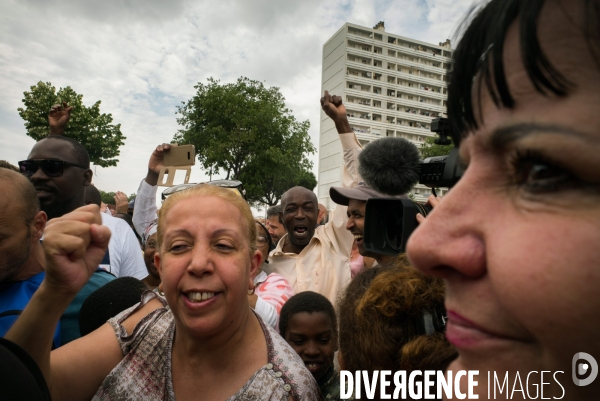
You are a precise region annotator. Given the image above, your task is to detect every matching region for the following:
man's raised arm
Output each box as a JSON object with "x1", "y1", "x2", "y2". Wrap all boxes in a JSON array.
[
  {"x1": 48, "y1": 102, "x2": 73, "y2": 136},
  {"x1": 319, "y1": 91, "x2": 362, "y2": 256},
  {"x1": 320, "y1": 90, "x2": 362, "y2": 189}
]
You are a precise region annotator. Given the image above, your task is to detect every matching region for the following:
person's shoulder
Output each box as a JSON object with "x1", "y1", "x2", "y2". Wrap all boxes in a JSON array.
[
  {"x1": 89, "y1": 269, "x2": 116, "y2": 286},
  {"x1": 115, "y1": 291, "x2": 170, "y2": 337},
  {"x1": 101, "y1": 212, "x2": 119, "y2": 228},
  {"x1": 101, "y1": 213, "x2": 133, "y2": 235}
]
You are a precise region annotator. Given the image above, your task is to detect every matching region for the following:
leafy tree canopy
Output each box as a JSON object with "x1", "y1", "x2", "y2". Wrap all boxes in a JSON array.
[
  {"x1": 174, "y1": 77, "x2": 316, "y2": 206},
  {"x1": 99, "y1": 190, "x2": 136, "y2": 205},
  {"x1": 18, "y1": 81, "x2": 126, "y2": 167},
  {"x1": 419, "y1": 135, "x2": 455, "y2": 159}
]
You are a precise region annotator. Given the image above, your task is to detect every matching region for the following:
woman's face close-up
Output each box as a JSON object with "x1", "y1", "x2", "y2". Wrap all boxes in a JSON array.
[
  {"x1": 156, "y1": 194, "x2": 259, "y2": 337},
  {"x1": 407, "y1": 3, "x2": 600, "y2": 398}
]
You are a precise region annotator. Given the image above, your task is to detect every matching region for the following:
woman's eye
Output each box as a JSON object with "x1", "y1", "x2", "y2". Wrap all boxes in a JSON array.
[
  {"x1": 511, "y1": 150, "x2": 572, "y2": 192},
  {"x1": 215, "y1": 243, "x2": 234, "y2": 251},
  {"x1": 170, "y1": 244, "x2": 188, "y2": 252}
]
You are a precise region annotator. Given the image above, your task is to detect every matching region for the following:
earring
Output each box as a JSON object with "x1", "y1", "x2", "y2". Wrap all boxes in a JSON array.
[
  {"x1": 158, "y1": 283, "x2": 165, "y2": 296},
  {"x1": 248, "y1": 287, "x2": 255, "y2": 295}
]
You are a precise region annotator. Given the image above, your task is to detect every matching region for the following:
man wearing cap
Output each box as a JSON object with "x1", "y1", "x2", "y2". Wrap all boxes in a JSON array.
[
  {"x1": 264, "y1": 92, "x2": 360, "y2": 305},
  {"x1": 329, "y1": 183, "x2": 400, "y2": 267}
]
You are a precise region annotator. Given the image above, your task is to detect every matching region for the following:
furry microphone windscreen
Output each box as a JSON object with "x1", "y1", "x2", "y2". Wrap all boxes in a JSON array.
[{"x1": 358, "y1": 137, "x2": 421, "y2": 196}]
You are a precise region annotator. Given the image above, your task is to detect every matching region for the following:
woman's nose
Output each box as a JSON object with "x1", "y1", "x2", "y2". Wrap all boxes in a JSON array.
[{"x1": 407, "y1": 172, "x2": 487, "y2": 280}]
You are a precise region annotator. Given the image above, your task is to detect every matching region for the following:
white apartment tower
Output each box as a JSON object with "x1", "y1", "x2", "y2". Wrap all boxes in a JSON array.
[{"x1": 318, "y1": 22, "x2": 452, "y2": 207}]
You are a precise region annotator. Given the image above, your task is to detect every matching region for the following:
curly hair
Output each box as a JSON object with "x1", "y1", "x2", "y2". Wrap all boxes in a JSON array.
[{"x1": 338, "y1": 255, "x2": 456, "y2": 378}]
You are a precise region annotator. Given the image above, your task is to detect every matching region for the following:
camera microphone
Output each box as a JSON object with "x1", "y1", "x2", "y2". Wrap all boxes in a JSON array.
[
  {"x1": 358, "y1": 137, "x2": 421, "y2": 196},
  {"x1": 360, "y1": 118, "x2": 462, "y2": 256}
]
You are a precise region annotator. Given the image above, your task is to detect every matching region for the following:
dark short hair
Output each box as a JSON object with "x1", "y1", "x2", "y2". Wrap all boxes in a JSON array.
[
  {"x1": 448, "y1": 0, "x2": 599, "y2": 145},
  {"x1": 84, "y1": 185, "x2": 102, "y2": 207},
  {"x1": 266, "y1": 204, "x2": 283, "y2": 224},
  {"x1": 279, "y1": 291, "x2": 337, "y2": 340},
  {"x1": 41, "y1": 136, "x2": 90, "y2": 168}
]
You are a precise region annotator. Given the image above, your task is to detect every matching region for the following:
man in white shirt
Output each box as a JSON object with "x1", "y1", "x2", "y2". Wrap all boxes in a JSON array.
[{"x1": 264, "y1": 92, "x2": 361, "y2": 305}]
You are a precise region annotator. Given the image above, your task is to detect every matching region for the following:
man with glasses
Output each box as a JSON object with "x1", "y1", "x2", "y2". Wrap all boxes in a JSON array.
[{"x1": 19, "y1": 110, "x2": 147, "y2": 282}]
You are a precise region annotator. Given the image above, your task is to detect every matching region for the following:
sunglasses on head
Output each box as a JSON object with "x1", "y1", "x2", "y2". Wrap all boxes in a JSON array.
[
  {"x1": 161, "y1": 179, "x2": 246, "y2": 200},
  {"x1": 18, "y1": 159, "x2": 87, "y2": 177}
]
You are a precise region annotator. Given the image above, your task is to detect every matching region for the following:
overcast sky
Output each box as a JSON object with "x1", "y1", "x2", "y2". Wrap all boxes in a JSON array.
[{"x1": 0, "y1": 0, "x2": 475, "y2": 212}]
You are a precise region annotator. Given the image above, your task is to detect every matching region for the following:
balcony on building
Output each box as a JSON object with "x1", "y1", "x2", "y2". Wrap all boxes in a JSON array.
[
  {"x1": 350, "y1": 123, "x2": 370, "y2": 135},
  {"x1": 347, "y1": 67, "x2": 373, "y2": 80},
  {"x1": 347, "y1": 54, "x2": 372, "y2": 66},
  {"x1": 348, "y1": 40, "x2": 373, "y2": 53},
  {"x1": 347, "y1": 81, "x2": 372, "y2": 93},
  {"x1": 346, "y1": 109, "x2": 371, "y2": 120},
  {"x1": 348, "y1": 27, "x2": 373, "y2": 39},
  {"x1": 346, "y1": 95, "x2": 371, "y2": 106}
]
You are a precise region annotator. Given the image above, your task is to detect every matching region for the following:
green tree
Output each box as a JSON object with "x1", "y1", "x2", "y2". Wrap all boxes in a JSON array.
[
  {"x1": 18, "y1": 81, "x2": 126, "y2": 167},
  {"x1": 174, "y1": 77, "x2": 316, "y2": 206},
  {"x1": 98, "y1": 190, "x2": 136, "y2": 205},
  {"x1": 239, "y1": 141, "x2": 317, "y2": 207},
  {"x1": 419, "y1": 136, "x2": 455, "y2": 158},
  {"x1": 99, "y1": 190, "x2": 116, "y2": 205}
]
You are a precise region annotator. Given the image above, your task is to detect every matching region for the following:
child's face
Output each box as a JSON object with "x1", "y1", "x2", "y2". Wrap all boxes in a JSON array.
[{"x1": 284, "y1": 311, "x2": 337, "y2": 381}]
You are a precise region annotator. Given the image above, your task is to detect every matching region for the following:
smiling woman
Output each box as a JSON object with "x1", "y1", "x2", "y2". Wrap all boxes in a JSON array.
[
  {"x1": 5, "y1": 185, "x2": 320, "y2": 400},
  {"x1": 407, "y1": 0, "x2": 600, "y2": 399}
]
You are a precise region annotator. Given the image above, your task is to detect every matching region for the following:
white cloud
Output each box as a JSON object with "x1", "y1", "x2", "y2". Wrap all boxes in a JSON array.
[{"x1": 0, "y1": 0, "x2": 476, "y2": 208}]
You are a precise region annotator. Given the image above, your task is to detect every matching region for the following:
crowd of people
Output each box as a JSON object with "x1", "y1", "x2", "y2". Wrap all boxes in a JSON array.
[{"x1": 1, "y1": 0, "x2": 599, "y2": 399}]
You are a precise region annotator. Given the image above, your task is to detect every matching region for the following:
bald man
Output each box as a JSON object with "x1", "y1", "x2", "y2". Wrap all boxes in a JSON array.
[
  {"x1": 0, "y1": 169, "x2": 114, "y2": 346},
  {"x1": 264, "y1": 92, "x2": 362, "y2": 305}
]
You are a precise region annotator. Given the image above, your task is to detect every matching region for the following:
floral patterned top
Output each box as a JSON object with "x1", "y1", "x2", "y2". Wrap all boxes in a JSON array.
[{"x1": 92, "y1": 291, "x2": 321, "y2": 400}]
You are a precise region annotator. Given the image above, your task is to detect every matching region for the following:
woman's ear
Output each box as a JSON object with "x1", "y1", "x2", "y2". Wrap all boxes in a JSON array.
[{"x1": 249, "y1": 250, "x2": 262, "y2": 283}]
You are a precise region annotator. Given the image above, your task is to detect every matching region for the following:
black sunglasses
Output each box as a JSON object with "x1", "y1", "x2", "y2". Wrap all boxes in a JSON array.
[{"x1": 18, "y1": 159, "x2": 87, "y2": 177}]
